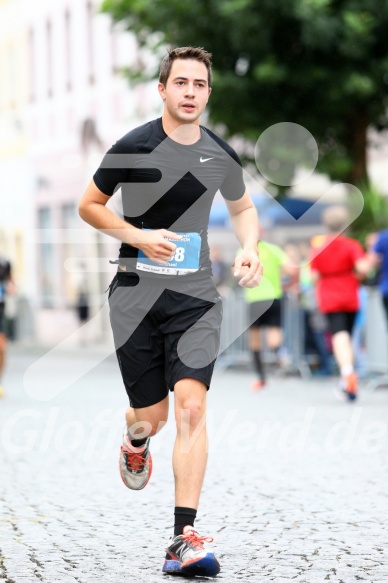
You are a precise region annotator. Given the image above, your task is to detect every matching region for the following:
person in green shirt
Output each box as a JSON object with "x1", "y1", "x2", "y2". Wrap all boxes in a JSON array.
[{"x1": 244, "y1": 240, "x2": 290, "y2": 390}]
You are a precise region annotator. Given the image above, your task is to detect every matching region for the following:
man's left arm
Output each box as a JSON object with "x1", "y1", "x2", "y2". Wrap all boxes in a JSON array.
[{"x1": 225, "y1": 191, "x2": 263, "y2": 288}]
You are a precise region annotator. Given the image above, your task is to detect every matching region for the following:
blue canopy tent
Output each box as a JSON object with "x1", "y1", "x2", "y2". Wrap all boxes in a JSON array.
[{"x1": 209, "y1": 193, "x2": 329, "y2": 228}]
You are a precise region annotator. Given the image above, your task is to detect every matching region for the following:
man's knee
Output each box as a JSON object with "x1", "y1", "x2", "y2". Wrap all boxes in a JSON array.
[
  {"x1": 175, "y1": 380, "x2": 207, "y2": 430},
  {"x1": 178, "y1": 404, "x2": 206, "y2": 431}
]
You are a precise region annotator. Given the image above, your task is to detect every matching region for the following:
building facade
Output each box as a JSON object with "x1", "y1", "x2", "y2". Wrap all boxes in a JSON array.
[
  {"x1": 0, "y1": 0, "x2": 160, "y2": 344},
  {"x1": 0, "y1": 0, "x2": 36, "y2": 339}
]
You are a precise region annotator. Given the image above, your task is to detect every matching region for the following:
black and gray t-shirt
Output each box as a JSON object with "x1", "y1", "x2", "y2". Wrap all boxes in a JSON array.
[{"x1": 93, "y1": 117, "x2": 245, "y2": 279}]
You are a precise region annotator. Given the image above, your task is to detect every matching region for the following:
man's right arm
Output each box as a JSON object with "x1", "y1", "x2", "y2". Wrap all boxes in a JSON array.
[
  {"x1": 353, "y1": 241, "x2": 372, "y2": 278},
  {"x1": 78, "y1": 179, "x2": 180, "y2": 264}
]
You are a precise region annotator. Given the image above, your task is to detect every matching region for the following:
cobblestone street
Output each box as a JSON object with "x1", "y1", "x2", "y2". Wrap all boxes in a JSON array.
[{"x1": 1, "y1": 345, "x2": 388, "y2": 582}]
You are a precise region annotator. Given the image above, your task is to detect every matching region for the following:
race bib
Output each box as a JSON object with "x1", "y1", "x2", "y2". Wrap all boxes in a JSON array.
[{"x1": 136, "y1": 230, "x2": 201, "y2": 275}]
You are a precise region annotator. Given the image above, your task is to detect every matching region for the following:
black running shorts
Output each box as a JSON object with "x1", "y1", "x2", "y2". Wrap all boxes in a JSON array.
[
  {"x1": 108, "y1": 272, "x2": 223, "y2": 409},
  {"x1": 325, "y1": 311, "x2": 357, "y2": 335},
  {"x1": 249, "y1": 298, "x2": 282, "y2": 329}
]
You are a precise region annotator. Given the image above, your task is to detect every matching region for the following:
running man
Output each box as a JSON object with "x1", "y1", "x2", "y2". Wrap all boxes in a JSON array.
[
  {"x1": 368, "y1": 229, "x2": 388, "y2": 325},
  {"x1": 310, "y1": 206, "x2": 369, "y2": 401},
  {"x1": 79, "y1": 47, "x2": 262, "y2": 577},
  {"x1": 0, "y1": 254, "x2": 12, "y2": 397},
  {"x1": 244, "y1": 237, "x2": 290, "y2": 391}
]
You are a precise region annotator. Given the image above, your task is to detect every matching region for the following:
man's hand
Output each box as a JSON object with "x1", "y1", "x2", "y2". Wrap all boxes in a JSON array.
[
  {"x1": 132, "y1": 229, "x2": 182, "y2": 264},
  {"x1": 233, "y1": 247, "x2": 263, "y2": 288}
]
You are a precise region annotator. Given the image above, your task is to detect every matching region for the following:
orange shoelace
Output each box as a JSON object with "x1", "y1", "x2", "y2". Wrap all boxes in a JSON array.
[
  {"x1": 182, "y1": 530, "x2": 214, "y2": 550},
  {"x1": 121, "y1": 445, "x2": 147, "y2": 471}
]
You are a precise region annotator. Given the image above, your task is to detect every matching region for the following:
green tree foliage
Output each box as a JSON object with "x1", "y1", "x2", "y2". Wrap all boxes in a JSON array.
[
  {"x1": 102, "y1": 0, "x2": 388, "y2": 187},
  {"x1": 349, "y1": 183, "x2": 388, "y2": 242}
]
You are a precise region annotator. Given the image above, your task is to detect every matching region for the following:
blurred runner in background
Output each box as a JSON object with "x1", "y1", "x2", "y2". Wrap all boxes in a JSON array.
[
  {"x1": 244, "y1": 235, "x2": 295, "y2": 391},
  {"x1": 368, "y1": 228, "x2": 388, "y2": 325},
  {"x1": 310, "y1": 206, "x2": 369, "y2": 401}
]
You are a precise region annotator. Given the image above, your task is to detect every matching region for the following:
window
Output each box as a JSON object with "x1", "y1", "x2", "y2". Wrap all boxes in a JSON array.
[
  {"x1": 38, "y1": 207, "x2": 55, "y2": 307},
  {"x1": 64, "y1": 10, "x2": 72, "y2": 91},
  {"x1": 61, "y1": 203, "x2": 77, "y2": 229},
  {"x1": 61, "y1": 203, "x2": 82, "y2": 305},
  {"x1": 110, "y1": 22, "x2": 117, "y2": 74},
  {"x1": 86, "y1": 2, "x2": 95, "y2": 84},
  {"x1": 46, "y1": 20, "x2": 53, "y2": 98},
  {"x1": 8, "y1": 43, "x2": 17, "y2": 107},
  {"x1": 28, "y1": 28, "x2": 35, "y2": 102}
]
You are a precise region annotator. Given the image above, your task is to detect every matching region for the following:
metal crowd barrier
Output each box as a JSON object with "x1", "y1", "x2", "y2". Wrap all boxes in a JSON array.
[
  {"x1": 365, "y1": 287, "x2": 388, "y2": 390},
  {"x1": 216, "y1": 288, "x2": 250, "y2": 371},
  {"x1": 281, "y1": 292, "x2": 311, "y2": 378},
  {"x1": 215, "y1": 288, "x2": 310, "y2": 378}
]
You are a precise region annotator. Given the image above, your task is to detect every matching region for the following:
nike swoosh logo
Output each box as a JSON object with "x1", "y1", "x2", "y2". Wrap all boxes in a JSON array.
[{"x1": 200, "y1": 156, "x2": 214, "y2": 163}]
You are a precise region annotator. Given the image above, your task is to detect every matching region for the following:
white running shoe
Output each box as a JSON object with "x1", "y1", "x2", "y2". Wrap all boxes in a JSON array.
[
  {"x1": 162, "y1": 525, "x2": 221, "y2": 577},
  {"x1": 118, "y1": 427, "x2": 152, "y2": 490}
]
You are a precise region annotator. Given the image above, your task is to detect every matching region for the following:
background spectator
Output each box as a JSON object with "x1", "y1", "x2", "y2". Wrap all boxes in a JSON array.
[
  {"x1": 299, "y1": 241, "x2": 332, "y2": 376},
  {"x1": 210, "y1": 245, "x2": 229, "y2": 293},
  {"x1": 0, "y1": 254, "x2": 13, "y2": 397}
]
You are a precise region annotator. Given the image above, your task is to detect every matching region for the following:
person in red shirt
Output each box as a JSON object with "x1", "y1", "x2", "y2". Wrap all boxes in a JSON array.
[{"x1": 310, "y1": 206, "x2": 369, "y2": 400}]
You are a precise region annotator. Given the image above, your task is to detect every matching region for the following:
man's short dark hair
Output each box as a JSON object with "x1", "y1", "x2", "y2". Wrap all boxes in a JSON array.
[
  {"x1": 322, "y1": 205, "x2": 349, "y2": 233},
  {"x1": 159, "y1": 46, "x2": 213, "y2": 87}
]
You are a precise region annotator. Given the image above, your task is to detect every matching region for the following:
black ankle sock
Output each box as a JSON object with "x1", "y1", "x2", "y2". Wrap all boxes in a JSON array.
[
  {"x1": 130, "y1": 437, "x2": 148, "y2": 448},
  {"x1": 127, "y1": 430, "x2": 148, "y2": 448},
  {"x1": 253, "y1": 350, "x2": 265, "y2": 381},
  {"x1": 174, "y1": 506, "x2": 197, "y2": 536}
]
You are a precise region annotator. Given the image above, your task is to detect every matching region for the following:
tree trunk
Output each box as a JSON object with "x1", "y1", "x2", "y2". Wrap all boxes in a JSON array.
[{"x1": 347, "y1": 107, "x2": 369, "y2": 186}]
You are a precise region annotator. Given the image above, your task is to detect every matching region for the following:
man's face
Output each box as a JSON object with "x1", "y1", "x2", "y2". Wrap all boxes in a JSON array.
[{"x1": 158, "y1": 59, "x2": 211, "y2": 124}]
